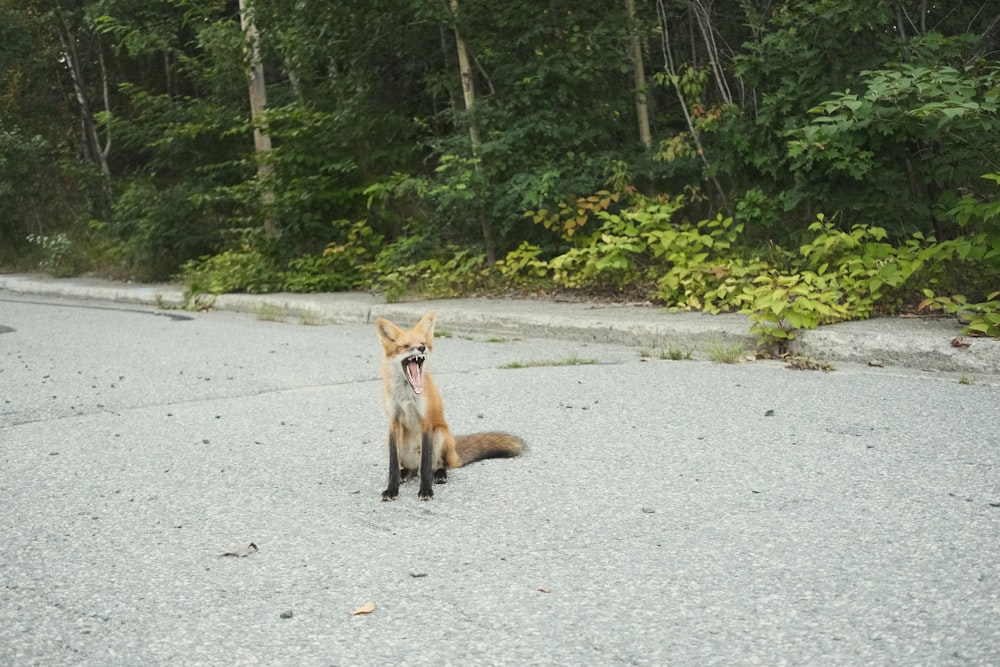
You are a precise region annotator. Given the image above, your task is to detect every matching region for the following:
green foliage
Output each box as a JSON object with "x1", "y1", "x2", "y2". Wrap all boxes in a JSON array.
[
  {"x1": 99, "y1": 179, "x2": 220, "y2": 279},
  {"x1": 180, "y1": 218, "x2": 374, "y2": 298},
  {"x1": 786, "y1": 64, "x2": 1000, "y2": 233},
  {"x1": 919, "y1": 290, "x2": 1000, "y2": 338},
  {"x1": 372, "y1": 245, "x2": 489, "y2": 302},
  {"x1": 506, "y1": 192, "x2": 999, "y2": 346},
  {"x1": 741, "y1": 268, "x2": 849, "y2": 345},
  {"x1": 498, "y1": 241, "x2": 549, "y2": 284},
  {"x1": 650, "y1": 215, "x2": 761, "y2": 312},
  {"x1": 180, "y1": 246, "x2": 367, "y2": 298},
  {"x1": 740, "y1": 218, "x2": 933, "y2": 347},
  {"x1": 527, "y1": 193, "x2": 751, "y2": 296},
  {"x1": 3, "y1": 0, "x2": 997, "y2": 330},
  {"x1": 526, "y1": 190, "x2": 622, "y2": 240},
  {"x1": 949, "y1": 173, "x2": 1000, "y2": 231},
  {"x1": 724, "y1": 0, "x2": 893, "y2": 213},
  {"x1": 523, "y1": 192, "x2": 763, "y2": 311},
  {"x1": 0, "y1": 129, "x2": 67, "y2": 245},
  {"x1": 261, "y1": 103, "x2": 366, "y2": 246},
  {"x1": 281, "y1": 254, "x2": 363, "y2": 293},
  {"x1": 180, "y1": 244, "x2": 279, "y2": 297},
  {"x1": 735, "y1": 210, "x2": 1000, "y2": 347},
  {"x1": 25, "y1": 233, "x2": 72, "y2": 274},
  {"x1": 915, "y1": 171, "x2": 1000, "y2": 337}
]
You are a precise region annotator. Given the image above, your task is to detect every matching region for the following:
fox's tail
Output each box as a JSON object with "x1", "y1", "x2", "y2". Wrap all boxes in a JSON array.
[{"x1": 454, "y1": 432, "x2": 525, "y2": 467}]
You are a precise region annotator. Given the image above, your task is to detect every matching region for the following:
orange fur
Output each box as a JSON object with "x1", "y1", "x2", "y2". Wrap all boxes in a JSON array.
[{"x1": 375, "y1": 311, "x2": 524, "y2": 500}]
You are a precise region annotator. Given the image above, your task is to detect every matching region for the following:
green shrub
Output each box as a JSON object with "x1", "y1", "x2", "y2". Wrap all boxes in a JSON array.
[
  {"x1": 104, "y1": 179, "x2": 219, "y2": 279},
  {"x1": 919, "y1": 290, "x2": 1000, "y2": 338},
  {"x1": 738, "y1": 218, "x2": 935, "y2": 347},
  {"x1": 180, "y1": 245, "x2": 279, "y2": 298},
  {"x1": 371, "y1": 245, "x2": 489, "y2": 302},
  {"x1": 281, "y1": 253, "x2": 362, "y2": 293},
  {"x1": 25, "y1": 232, "x2": 72, "y2": 274}
]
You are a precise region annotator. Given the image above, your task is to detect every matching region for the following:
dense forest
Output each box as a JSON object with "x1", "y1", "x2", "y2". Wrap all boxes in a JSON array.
[{"x1": 1, "y1": 1, "x2": 998, "y2": 337}]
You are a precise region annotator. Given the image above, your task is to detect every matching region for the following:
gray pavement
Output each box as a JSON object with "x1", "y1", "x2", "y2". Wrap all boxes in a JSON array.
[
  {"x1": 1, "y1": 289, "x2": 999, "y2": 665},
  {"x1": 1, "y1": 273, "x2": 998, "y2": 376}
]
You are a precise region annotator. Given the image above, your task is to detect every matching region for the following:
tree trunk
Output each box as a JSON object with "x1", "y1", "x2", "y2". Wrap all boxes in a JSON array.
[
  {"x1": 238, "y1": 0, "x2": 276, "y2": 236},
  {"x1": 656, "y1": 0, "x2": 727, "y2": 207},
  {"x1": 451, "y1": 0, "x2": 480, "y2": 148},
  {"x1": 448, "y1": 0, "x2": 496, "y2": 263},
  {"x1": 54, "y1": 2, "x2": 110, "y2": 181},
  {"x1": 688, "y1": 0, "x2": 733, "y2": 106},
  {"x1": 625, "y1": 0, "x2": 652, "y2": 151}
]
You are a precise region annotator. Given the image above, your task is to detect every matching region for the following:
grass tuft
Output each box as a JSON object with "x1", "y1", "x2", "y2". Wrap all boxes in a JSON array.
[
  {"x1": 500, "y1": 355, "x2": 598, "y2": 369},
  {"x1": 255, "y1": 303, "x2": 287, "y2": 322},
  {"x1": 705, "y1": 340, "x2": 748, "y2": 364}
]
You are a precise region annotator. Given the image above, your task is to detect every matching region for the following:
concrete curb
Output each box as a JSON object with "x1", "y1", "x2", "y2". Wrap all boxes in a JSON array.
[{"x1": 2, "y1": 273, "x2": 997, "y2": 375}]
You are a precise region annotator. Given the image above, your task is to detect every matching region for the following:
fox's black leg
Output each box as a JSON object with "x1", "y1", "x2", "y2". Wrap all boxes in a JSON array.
[
  {"x1": 382, "y1": 432, "x2": 400, "y2": 501},
  {"x1": 418, "y1": 431, "x2": 434, "y2": 500}
]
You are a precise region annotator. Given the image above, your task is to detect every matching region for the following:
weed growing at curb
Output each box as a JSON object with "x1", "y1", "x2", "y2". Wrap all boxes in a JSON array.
[
  {"x1": 500, "y1": 356, "x2": 598, "y2": 369},
  {"x1": 299, "y1": 311, "x2": 324, "y2": 326},
  {"x1": 706, "y1": 341, "x2": 749, "y2": 364},
  {"x1": 256, "y1": 303, "x2": 287, "y2": 322},
  {"x1": 640, "y1": 347, "x2": 692, "y2": 360}
]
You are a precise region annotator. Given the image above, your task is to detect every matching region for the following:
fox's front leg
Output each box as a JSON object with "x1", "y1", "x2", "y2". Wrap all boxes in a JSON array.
[
  {"x1": 381, "y1": 431, "x2": 401, "y2": 501},
  {"x1": 418, "y1": 430, "x2": 435, "y2": 500}
]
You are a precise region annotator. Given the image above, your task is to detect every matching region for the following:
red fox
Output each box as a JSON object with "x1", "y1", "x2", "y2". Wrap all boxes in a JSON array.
[{"x1": 375, "y1": 311, "x2": 524, "y2": 500}]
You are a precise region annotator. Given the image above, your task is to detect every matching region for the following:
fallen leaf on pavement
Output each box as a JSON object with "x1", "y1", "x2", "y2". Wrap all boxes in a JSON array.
[
  {"x1": 868, "y1": 359, "x2": 884, "y2": 367},
  {"x1": 785, "y1": 356, "x2": 835, "y2": 372},
  {"x1": 220, "y1": 542, "x2": 258, "y2": 557},
  {"x1": 351, "y1": 602, "x2": 376, "y2": 616},
  {"x1": 951, "y1": 336, "x2": 971, "y2": 348}
]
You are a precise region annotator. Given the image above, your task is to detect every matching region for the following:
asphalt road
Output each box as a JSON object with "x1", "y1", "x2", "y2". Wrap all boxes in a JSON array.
[{"x1": 1, "y1": 294, "x2": 998, "y2": 666}]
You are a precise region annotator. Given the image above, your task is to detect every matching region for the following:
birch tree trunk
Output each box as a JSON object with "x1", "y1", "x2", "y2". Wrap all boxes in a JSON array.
[
  {"x1": 688, "y1": 0, "x2": 733, "y2": 106},
  {"x1": 238, "y1": 0, "x2": 276, "y2": 236},
  {"x1": 656, "y1": 0, "x2": 727, "y2": 206},
  {"x1": 625, "y1": 0, "x2": 652, "y2": 150},
  {"x1": 448, "y1": 0, "x2": 496, "y2": 263},
  {"x1": 54, "y1": 1, "x2": 110, "y2": 181}
]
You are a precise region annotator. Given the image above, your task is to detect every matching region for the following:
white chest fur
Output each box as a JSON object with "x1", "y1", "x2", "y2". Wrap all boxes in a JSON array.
[{"x1": 385, "y1": 373, "x2": 429, "y2": 470}]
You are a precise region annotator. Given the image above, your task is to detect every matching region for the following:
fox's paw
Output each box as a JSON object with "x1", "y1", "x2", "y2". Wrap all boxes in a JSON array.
[
  {"x1": 418, "y1": 488, "x2": 434, "y2": 501},
  {"x1": 434, "y1": 469, "x2": 448, "y2": 484},
  {"x1": 381, "y1": 488, "x2": 398, "y2": 501}
]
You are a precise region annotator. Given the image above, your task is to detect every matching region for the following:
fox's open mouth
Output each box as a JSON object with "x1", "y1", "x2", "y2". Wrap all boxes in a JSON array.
[{"x1": 402, "y1": 352, "x2": 426, "y2": 394}]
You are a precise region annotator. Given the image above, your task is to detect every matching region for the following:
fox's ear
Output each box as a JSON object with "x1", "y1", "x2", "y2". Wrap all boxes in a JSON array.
[
  {"x1": 415, "y1": 311, "x2": 436, "y2": 340},
  {"x1": 375, "y1": 318, "x2": 401, "y2": 344}
]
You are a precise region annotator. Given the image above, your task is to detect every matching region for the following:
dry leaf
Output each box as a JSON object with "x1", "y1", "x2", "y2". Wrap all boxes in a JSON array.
[
  {"x1": 350, "y1": 602, "x2": 376, "y2": 616},
  {"x1": 785, "y1": 356, "x2": 835, "y2": 372},
  {"x1": 868, "y1": 359, "x2": 884, "y2": 367},
  {"x1": 951, "y1": 336, "x2": 971, "y2": 348},
  {"x1": 220, "y1": 542, "x2": 258, "y2": 557},
  {"x1": 537, "y1": 588, "x2": 552, "y2": 594}
]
